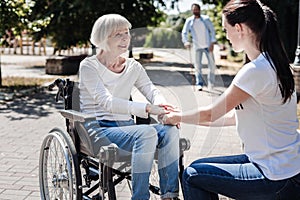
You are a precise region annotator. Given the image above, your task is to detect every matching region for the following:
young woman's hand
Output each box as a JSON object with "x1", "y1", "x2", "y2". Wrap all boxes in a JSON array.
[
  {"x1": 158, "y1": 113, "x2": 181, "y2": 129},
  {"x1": 161, "y1": 112, "x2": 182, "y2": 126},
  {"x1": 159, "y1": 104, "x2": 180, "y2": 112}
]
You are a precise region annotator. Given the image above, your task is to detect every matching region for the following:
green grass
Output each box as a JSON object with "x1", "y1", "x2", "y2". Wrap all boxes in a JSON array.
[{"x1": 0, "y1": 77, "x2": 55, "y2": 92}]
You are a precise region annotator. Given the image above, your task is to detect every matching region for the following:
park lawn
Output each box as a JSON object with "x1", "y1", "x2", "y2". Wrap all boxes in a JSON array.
[{"x1": 0, "y1": 76, "x2": 55, "y2": 91}]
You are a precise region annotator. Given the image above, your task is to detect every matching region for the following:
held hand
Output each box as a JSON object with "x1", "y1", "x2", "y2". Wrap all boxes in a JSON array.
[
  {"x1": 160, "y1": 112, "x2": 182, "y2": 126},
  {"x1": 157, "y1": 114, "x2": 165, "y2": 124},
  {"x1": 159, "y1": 104, "x2": 180, "y2": 112},
  {"x1": 146, "y1": 104, "x2": 168, "y2": 115},
  {"x1": 157, "y1": 114, "x2": 181, "y2": 129}
]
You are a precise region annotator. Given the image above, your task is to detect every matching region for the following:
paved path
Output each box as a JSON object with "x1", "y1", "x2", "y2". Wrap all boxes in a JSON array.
[{"x1": 0, "y1": 49, "x2": 242, "y2": 199}]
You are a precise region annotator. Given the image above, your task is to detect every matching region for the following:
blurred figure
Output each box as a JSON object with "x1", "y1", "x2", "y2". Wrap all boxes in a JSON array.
[
  {"x1": 3, "y1": 29, "x2": 18, "y2": 54},
  {"x1": 182, "y1": 3, "x2": 216, "y2": 91}
]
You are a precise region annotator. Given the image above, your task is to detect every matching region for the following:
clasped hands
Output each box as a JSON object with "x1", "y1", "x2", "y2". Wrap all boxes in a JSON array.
[{"x1": 146, "y1": 104, "x2": 181, "y2": 127}]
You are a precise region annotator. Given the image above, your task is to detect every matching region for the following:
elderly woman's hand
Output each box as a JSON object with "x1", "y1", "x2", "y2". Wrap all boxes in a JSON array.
[
  {"x1": 146, "y1": 103, "x2": 180, "y2": 115},
  {"x1": 163, "y1": 112, "x2": 182, "y2": 125},
  {"x1": 158, "y1": 112, "x2": 182, "y2": 129},
  {"x1": 146, "y1": 104, "x2": 167, "y2": 115}
]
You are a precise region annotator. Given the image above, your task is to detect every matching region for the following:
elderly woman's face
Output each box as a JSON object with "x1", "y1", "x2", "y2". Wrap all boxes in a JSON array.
[{"x1": 107, "y1": 27, "x2": 131, "y2": 54}]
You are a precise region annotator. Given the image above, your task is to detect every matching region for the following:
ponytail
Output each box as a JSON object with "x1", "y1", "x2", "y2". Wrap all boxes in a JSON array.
[
  {"x1": 223, "y1": 0, "x2": 294, "y2": 103},
  {"x1": 259, "y1": 6, "x2": 294, "y2": 103}
]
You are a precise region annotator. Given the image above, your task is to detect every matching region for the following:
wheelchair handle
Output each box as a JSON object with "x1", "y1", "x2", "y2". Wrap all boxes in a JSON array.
[
  {"x1": 48, "y1": 78, "x2": 67, "y2": 102},
  {"x1": 48, "y1": 78, "x2": 66, "y2": 91}
]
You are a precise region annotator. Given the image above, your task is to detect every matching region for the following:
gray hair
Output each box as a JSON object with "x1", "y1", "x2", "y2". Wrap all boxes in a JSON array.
[{"x1": 90, "y1": 14, "x2": 132, "y2": 51}]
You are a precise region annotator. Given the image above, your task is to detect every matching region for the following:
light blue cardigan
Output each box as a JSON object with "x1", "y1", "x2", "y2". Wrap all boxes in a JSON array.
[{"x1": 181, "y1": 15, "x2": 216, "y2": 48}]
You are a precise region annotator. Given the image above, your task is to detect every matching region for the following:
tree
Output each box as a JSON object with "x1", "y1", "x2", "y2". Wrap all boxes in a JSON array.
[
  {"x1": 201, "y1": 0, "x2": 298, "y2": 61},
  {"x1": 28, "y1": 0, "x2": 179, "y2": 53},
  {"x1": 144, "y1": 13, "x2": 185, "y2": 48},
  {"x1": 0, "y1": 0, "x2": 30, "y2": 35},
  {"x1": 0, "y1": 0, "x2": 30, "y2": 86},
  {"x1": 263, "y1": 0, "x2": 298, "y2": 61}
]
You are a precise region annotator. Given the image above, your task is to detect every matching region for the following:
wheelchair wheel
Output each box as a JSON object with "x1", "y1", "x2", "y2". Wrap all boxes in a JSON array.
[{"x1": 39, "y1": 128, "x2": 82, "y2": 200}]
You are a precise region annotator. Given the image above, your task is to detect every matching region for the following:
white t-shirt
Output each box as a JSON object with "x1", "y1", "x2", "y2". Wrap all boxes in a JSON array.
[
  {"x1": 193, "y1": 18, "x2": 208, "y2": 49},
  {"x1": 233, "y1": 53, "x2": 300, "y2": 180},
  {"x1": 79, "y1": 55, "x2": 166, "y2": 121}
]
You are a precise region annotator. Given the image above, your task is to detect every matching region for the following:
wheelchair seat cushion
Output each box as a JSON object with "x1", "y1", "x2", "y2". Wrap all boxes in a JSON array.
[
  {"x1": 75, "y1": 119, "x2": 190, "y2": 162},
  {"x1": 76, "y1": 120, "x2": 132, "y2": 162}
]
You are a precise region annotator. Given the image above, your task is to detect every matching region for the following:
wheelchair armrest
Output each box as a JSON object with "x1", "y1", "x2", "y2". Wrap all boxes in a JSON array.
[{"x1": 59, "y1": 110, "x2": 96, "y2": 122}]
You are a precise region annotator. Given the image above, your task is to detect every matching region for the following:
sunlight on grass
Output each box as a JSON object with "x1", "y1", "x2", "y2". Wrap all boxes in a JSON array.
[{"x1": 2, "y1": 77, "x2": 55, "y2": 88}]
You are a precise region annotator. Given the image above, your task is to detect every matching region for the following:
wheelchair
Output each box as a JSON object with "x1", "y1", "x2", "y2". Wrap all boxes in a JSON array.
[{"x1": 39, "y1": 78, "x2": 191, "y2": 200}]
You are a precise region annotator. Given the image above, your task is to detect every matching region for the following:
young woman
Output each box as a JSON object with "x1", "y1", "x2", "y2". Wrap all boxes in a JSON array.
[
  {"x1": 163, "y1": 0, "x2": 300, "y2": 199},
  {"x1": 79, "y1": 14, "x2": 180, "y2": 200}
]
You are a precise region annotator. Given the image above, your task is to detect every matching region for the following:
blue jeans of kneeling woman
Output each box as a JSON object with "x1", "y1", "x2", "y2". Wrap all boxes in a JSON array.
[
  {"x1": 182, "y1": 154, "x2": 300, "y2": 200},
  {"x1": 88, "y1": 119, "x2": 180, "y2": 200}
]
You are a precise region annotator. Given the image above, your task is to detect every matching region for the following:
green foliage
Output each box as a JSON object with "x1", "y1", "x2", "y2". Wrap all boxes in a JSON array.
[
  {"x1": 27, "y1": 0, "x2": 172, "y2": 51},
  {"x1": 0, "y1": 0, "x2": 181, "y2": 51},
  {"x1": 144, "y1": 27, "x2": 183, "y2": 48},
  {"x1": 144, "y1": 13, "x2": 187, "y2": 48},
  {"x1": 0, "y1": 0, "x2": 30, "y2": 36},
  {"x1": 205, "y1": 3, "x2": 227, "y2": 45},
  {"x1": 143, "y1": 4, "x2": 225, "y2": 49},
  {"x1": 262, "y1": 0, "x2": 298, "y2": 61},
  {"x1": 2, "y1": 0, "x2": 298, "y2": 60},
  {"x1": 201, "y1": 0, "x2": 298, "y2": 61}
]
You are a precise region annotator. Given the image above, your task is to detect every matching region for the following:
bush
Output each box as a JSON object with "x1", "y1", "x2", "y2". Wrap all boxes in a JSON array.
[{"x1": 144, "y1": 27, "x2": 183, "y2": 48}]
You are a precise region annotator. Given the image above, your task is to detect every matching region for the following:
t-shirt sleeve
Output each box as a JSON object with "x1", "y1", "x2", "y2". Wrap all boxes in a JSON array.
[{"x1": 232, "y1": 63, "x2": 271, "y2": 98}]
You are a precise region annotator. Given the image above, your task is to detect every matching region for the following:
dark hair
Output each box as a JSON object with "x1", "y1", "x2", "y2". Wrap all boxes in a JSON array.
[
  {"x1": 223, "y1": 0, "x2": 294, "y2": 103},
  {"x1": 191, "y1": 3, "x2": 200, "y2": 10}
]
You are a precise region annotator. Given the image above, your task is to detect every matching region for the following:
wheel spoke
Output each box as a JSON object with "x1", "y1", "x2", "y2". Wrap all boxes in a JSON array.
[{"x1": 39, "y1": 130, "x2": 81, "y2": 200}]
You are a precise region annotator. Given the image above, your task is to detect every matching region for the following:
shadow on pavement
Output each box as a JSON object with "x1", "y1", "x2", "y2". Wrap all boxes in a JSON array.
[
  {"x1": 0, "y1": 59, "x2": 236, "y2": 121},
  {"x1": 0, "y1": 89, "x2": 63, "y2": 120}
]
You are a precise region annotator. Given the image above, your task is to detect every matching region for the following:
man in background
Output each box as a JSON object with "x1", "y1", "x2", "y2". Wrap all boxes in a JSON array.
[{"x1": 182, "y1": 3, "x2": 216, "y2": 91}]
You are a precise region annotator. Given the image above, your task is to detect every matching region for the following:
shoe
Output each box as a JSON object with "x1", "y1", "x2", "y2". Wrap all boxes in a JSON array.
[{"x1": 196, "y1": 85, "x2": 203, "y2": 91}]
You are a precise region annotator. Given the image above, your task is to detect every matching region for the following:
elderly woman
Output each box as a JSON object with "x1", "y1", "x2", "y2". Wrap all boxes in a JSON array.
[{"x1": 78, "y1": 14, "x2": 180, "y2": 200}]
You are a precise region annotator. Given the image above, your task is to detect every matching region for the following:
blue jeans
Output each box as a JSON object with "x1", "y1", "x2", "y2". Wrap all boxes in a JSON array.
[
  {"x1": 95, "y1": 119, "x2": 180, "y2": 200},
  {"x1": 182, "y1": 154, "x2": 300, "y2": 200},
  {"x1": 194, "y1": 48, "x2": 215, "y2": 87}
]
